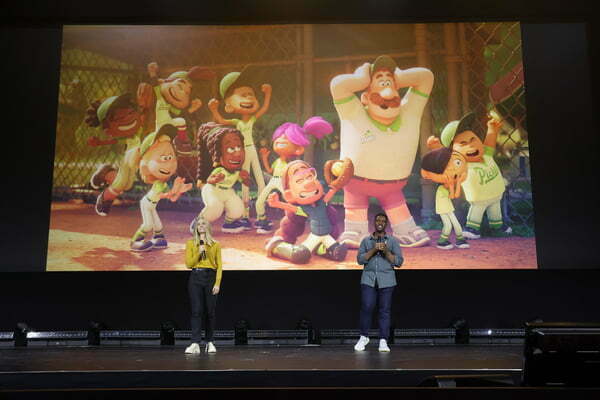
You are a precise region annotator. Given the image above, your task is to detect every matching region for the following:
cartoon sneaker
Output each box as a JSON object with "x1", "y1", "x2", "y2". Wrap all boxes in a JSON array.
[
  {"x1": 338, "y1": 231, "x2": 364, "y2": 249},
  {"x1": 265, "y1": 235, "x2": 284, "y2": 255},
  {"x1": 255, "y1": 219, "x2": 273, "y2": 234},
  {"x1": 463, "y1": 227, "x2": 481, "y2": 239},
  {"x1": 130, "y1": 237, "x2": 153, "y2": 252},
  {"x1": 239, "y1": 218, "x2": 253, "y2": 231},
  {"x1": 151, "y1": 233, "x2": 168, "y2": 249},
  {"x1": 436, "y1": 238, "x2": 454, "y2": 250},
  {"x1": 489, "y1": 224, "x2": 513, "y2": 238},
  {"x1": 94, "y1": 190, "x2": 113, "y2": 217},
  {"x1": 222, "y1": 220, "x2": 245, "y2": 234},
  {"x1": 395, "y1": 228, "x2": 430, "y2": 248},
  {"x1": 324, "y1": 242, "x2": 348, "y2": 261},
  {"x1": 90, "y1": 164, "x2": 116, "y2": 190},
  {"x1": 455, "y1": 238, "x2": 470, "y2": 249}
]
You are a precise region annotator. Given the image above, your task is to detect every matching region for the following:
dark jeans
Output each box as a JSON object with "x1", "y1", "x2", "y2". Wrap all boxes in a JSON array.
[
  {"x1": 188, "y1": 268, "x2": 218, "y2": 343},
  {"x1": 359, "y1": 283, "x2": 394, "y2": 340}
]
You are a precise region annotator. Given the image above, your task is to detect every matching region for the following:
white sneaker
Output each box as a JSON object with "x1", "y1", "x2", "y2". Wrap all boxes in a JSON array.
[
  {"x1": 339, "y1": 231, "x2": 364, "y2": 249},
  {"x1": 354, "y1": 335, "x2": 369, "y2": 351},
  {"x1": 379, "y1": 339, "x2": 391, "y2": 352},
  {"x1": 185, "y1": 343, "x2": 200, "y2": 354},
  {"x1": 206, "y1": 342, "x2": 217, "y2": 353},
  {"x1": 394, "y1": 228, "x2": 430, "y2": 248}
]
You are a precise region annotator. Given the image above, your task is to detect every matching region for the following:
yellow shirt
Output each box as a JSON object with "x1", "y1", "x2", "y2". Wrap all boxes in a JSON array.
[
  {"x1": 435, "y1": 185, "x2": 454, "y2": 214},
  {"x1": 185, "y1": 239, "x2": 222, "y2": 287},
  {"x1": 271, "y1": 158, "x2": 288, "y2": 178}
]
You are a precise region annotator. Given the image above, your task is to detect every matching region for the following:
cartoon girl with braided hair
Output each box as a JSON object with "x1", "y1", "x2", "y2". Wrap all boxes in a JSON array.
[
  {"x1": 195, "y1": 123, "x2": 252, "y2": 234},
  {"x1": 84, "y1": 93, "x2": 144, "y2": 217},
  {"x1": 254, "y1": 116, "x2": 333, "y2": 234}
]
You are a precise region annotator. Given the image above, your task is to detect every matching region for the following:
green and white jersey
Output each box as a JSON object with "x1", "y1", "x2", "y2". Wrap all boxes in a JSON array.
[
  {"x1": 231, "y1": 116, "x2": 256, "y2": 147},
  {"x1": 209, "y1": 167, "x2": 241, "y2": 189},
  {"x1": 334, "y1": 87, "x2": 429, "y2": 180},
  {"x1": 462, "y1": 146, "x2": 505, "y2": 203}
]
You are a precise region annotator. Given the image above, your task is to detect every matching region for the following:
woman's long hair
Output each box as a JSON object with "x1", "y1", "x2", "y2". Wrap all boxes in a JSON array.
[{"x1": 192, "y1": 214, "x2": 216, "y2": 246}]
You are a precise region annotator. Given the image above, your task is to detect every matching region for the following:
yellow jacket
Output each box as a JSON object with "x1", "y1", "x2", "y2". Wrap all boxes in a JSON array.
[{"x1": 185, "y1": 239, "x2": 222, "y2": 287}]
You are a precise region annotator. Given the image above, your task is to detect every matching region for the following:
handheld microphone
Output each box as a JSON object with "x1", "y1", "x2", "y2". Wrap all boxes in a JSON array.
[
  {"x1": 376, "y1": 236, "x2": 385, "y2": 257},
  {"x1": 199, "y1": 239, "x2": 207, "y2": 260}
]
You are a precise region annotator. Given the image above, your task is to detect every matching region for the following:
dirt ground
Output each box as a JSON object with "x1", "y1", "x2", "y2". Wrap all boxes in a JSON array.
[{"x1": 47, "y1": 201, "x2": 537, "y2": 271}]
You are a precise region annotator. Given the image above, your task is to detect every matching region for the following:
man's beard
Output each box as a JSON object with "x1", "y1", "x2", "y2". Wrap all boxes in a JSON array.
[{"x1": 369, "y1": 92, "x2": 401, "y2": 110}]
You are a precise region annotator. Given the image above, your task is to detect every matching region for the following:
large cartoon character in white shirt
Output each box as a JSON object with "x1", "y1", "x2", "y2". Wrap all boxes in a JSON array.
[{"x1": 330, "y1": 55, "x2": 434, "y2": 248}]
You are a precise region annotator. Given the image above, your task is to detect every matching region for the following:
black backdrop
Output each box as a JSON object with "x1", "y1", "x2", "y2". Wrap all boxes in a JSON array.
[{"x1": 1, "y1": 0, "x2": 599, "y2": 331}]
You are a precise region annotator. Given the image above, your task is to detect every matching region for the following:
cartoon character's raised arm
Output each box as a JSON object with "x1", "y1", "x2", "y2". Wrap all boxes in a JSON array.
[
  {"x1": 329, "y1": 62, "x2": 371, "y2": 101},
  {"x1": 267, "y1": 192, "x2": 298, "y2": 214},
  {"x1": 484, "y1": 115, "x2": 503, "y2": 149},
  {"x1": 394, "y1": 67, "x2": 434, "y2": 95},
  {"x1": 254, "y1": 83, "x2": 272, "y2": 120}
]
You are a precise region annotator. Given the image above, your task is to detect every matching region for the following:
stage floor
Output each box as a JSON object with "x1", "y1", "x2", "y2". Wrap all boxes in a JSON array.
[{"x1": 0, "y1": 344, "x2": 523, "y2": 390}]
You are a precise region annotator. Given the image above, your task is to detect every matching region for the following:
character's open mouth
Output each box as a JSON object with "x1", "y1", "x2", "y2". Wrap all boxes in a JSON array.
[
  {"x1": 379, "y1": 105, "x2": 388, "y2": 110},
  {"x1": 466, "y1": 150, "x2": 480, "y2": 157},
  {"x1": 229, "y1": 160, "x2": 241, "y2": 165},
  {"x1": 168, "y1": 88, "x2": 182, "y2": 102},
  {"x1": 240, "y1": 102, "x2": 254, "y2": 109},
  {"x1": 118, "y1": 120, "x2": 138, "y2": 131},
  {"x1": 300, "y1": 190, "x2": 318, "y2": 198},
  {"x1": 159, "y1": 169, "x2": 170, "y2": 175}
]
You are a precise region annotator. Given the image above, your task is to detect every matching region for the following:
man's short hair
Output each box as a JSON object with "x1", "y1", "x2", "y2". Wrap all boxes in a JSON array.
[{"x1": 374, "y1": 212, "x2": 388, "y2": 222}]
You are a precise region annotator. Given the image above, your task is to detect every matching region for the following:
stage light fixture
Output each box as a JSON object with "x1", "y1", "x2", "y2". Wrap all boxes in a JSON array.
[
  {"x1": 296, "y1": 317, "x2": 320, "y2": 345},
  {"x1": 87, "y1": 321, "x2": 105, "y2": 346},
  {"x1": 451, "y1": 318, "x2": 470, "y2": 344},
  {"x1": 234, "y1": 319, "x2": 249, "y2": 345},
  {"x1": 160, "y1": 320, "x2": 177, "y2": 345},
  {"x1": 14, "y1": 322, "x2": 29, "y2": 347}
]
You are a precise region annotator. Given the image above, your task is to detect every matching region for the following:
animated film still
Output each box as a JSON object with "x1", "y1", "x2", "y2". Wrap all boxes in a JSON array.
[{"x1": 48, "y1": 23, "x2": 535, "y2": 270}]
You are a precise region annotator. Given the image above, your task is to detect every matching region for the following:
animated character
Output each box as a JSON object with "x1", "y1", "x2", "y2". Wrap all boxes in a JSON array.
[
  {"x1": 195, "y1": 123, "x2": 252, "y2": 234},
  {"x1": 207, "y1": 65, "x2": 272, "y2": 229},
  {"x1": 330, "y1": 55, "x2": 434, "y2": 248},
  {"x1": 420, "y1": 147, "x2": 470, "y2": 249},
  {"x1": 84, "y1": 93, "x2": 144, "y2": 216},
  {"x1": 255, "y1": 116, "x2": 333, "y2": 234},
  {"x1": 427, "y1": 112, "x2": 512, "y2": 238},
  {"x1": 265, "y1": 159, "x2": 353, "y2": 263},
  {"x1": 137, "y1": 62, "x2": 215, "y2": 183},
  {"x1": 130, "y1": 124, "x2": 192, "y2": 252}
]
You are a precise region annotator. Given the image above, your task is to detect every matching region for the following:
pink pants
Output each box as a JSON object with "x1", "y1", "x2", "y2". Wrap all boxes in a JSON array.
[{"x1": 343, "y1": 177, "x2": 408, "y2": 210}]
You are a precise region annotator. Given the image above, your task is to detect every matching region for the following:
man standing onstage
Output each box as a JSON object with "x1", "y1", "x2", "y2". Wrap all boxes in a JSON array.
[
  {"x1": 355, "y1": 213, "x2": 403, "y2": 352},
  {"x1": 330, "y1": 55, "x2": 434, "y2": 248}
]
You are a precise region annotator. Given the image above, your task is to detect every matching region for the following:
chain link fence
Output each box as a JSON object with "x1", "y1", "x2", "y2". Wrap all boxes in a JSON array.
[{"x1": 54, "y1": 23, "x2": 533, "y2": 236}]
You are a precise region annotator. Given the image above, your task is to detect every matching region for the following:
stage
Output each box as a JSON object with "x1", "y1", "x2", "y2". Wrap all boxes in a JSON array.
[{"x1": 0, "y1": 344, "x2": 523, "y2": 390}]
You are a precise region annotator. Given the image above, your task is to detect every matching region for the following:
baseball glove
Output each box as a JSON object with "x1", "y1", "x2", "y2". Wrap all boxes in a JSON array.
[{"x1": 323, "y1": 157, "x2": 354, "y2": 190}]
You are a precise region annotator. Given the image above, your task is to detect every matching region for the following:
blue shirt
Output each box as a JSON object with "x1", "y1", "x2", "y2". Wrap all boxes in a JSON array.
[
  {"x1": 296, "y1": 199, "x2": 332, "y2": 236},
  {"x1": 357, "y1": 234, "x2": 403, "y2": 288}
]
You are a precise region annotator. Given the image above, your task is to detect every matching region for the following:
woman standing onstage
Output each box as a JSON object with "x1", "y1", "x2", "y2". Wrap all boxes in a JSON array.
[{"x1": 185, "y1": 215, "x2": 222, "y2": 354}]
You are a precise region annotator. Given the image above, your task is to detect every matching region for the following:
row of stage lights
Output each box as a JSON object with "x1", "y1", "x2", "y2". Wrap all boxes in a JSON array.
[{"x1": 5, "y1": 318, "x2": 532, "y2": 347}]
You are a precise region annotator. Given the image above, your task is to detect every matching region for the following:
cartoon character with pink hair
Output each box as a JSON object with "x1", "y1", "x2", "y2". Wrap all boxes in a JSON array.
[{"x1": 255, "y1": 117, "x2": 333, "y2": 233}]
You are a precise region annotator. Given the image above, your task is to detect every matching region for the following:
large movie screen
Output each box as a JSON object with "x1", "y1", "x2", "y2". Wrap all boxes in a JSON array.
[{"x1": 48, "y1": 23, "x2": 535, "y2": 270}]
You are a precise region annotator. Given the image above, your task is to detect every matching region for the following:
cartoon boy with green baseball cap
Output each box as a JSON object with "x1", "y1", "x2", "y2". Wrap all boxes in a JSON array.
[
  {"x1": 427, "y1": 112, "x2": 512, "y2": 239},
  {"x1": 137, "y1": 62, "x2": 215, "y2": 183},
  {"x1": 84, "y1": 93, "x2": 145, "y2": 217},
  {"x1": 130, "y1": 124, "x2": 192, "y2": 252},
  {"x1": 207, "y1": 65, "x2": 272, "y2": 229}
]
